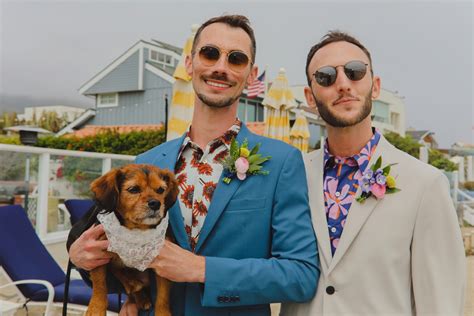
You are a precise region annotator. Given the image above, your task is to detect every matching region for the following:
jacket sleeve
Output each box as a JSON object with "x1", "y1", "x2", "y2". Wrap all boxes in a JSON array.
[
  {"x1": 411, "y1": 173, "x2": 466, "y2": 315},
  {"x1": 201, "y1": 148, "x2": 320, "y2": 307}
]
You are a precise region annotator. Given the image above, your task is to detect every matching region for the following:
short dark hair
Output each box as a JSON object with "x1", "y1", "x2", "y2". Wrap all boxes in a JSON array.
[
  {"x1": 191, "y1": 14, "x2": 256, "y2": 64},
  {"x1": 305, "y1": 30, "x2": 373, "y2": 86}
]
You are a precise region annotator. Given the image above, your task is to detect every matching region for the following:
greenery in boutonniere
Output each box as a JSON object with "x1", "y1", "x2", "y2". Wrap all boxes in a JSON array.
[
  {"x1": 221, "y1": 138, "x2": 271, "y2": 184},
  {"x1": 357, "y1": 156, "x2": 401, "y2": 203}
]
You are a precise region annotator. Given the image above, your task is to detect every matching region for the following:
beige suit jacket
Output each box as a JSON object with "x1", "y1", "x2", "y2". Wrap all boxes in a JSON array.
[{"x1": 281, "y1": 135, "x2": 466, "y2": 316}]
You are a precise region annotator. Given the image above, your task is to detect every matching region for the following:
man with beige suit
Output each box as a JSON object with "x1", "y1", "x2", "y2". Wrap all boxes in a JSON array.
[{"x1": 281, "y1": 31, "x2": 466, "y2": 315}]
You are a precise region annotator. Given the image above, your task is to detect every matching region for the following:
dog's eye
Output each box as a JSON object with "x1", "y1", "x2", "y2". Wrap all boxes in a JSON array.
[
  {"x1": 156, "y1": 187, "x2": 165, "y2": 194},
  {"x1": 127, "y1": 186, "x2": 141, "y2": 194}
]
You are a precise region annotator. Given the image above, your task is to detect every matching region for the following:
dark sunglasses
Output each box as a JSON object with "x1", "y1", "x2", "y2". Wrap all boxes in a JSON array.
[
  {"x1": 197, "y1": 45, "x2": 251, "y2": 72},
  {"x1": 313, "y1": 60, "x2": 369, "y2": 87}
]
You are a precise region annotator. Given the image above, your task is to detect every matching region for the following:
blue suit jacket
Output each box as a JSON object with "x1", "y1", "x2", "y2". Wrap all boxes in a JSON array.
[{"x1": 135, "y1": 124, "x2": 319, "y2": 316}]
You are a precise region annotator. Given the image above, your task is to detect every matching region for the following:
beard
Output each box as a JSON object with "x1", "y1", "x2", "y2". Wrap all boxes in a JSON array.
[
  {"x1": 313, "y1": 90, "x2": 372, "y2": 128},
  {"x1": 196, "y1": 92, "x2": 239, "y2": 109},
  {"x1": 196, "y1": 72, "x2": 240, "y2": 108}
]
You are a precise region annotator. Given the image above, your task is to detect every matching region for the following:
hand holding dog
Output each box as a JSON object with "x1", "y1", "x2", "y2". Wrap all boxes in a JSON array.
[
  {"x1": 149, "y1": 240, "x2": 205, "y2": 283},
  {"x1": 69, "y1": 224, "x2": 113, "y2": 271}
]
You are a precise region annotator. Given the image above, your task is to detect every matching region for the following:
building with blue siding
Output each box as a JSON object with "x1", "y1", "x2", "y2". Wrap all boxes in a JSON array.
[{"x1": 59, "y1": 39, "x2": 266, "y2": 136}]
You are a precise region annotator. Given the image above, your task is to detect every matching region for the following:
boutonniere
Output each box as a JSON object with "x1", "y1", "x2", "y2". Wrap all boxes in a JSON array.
[
  {"x1": 221, "y1": 138, "x2": 271, "y2": 184},
  {"x1": 356, "y1": 156, "x2": 401, "y2": 203}
]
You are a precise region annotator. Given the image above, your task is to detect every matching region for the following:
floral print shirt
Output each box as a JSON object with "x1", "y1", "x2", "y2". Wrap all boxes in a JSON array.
[
  {"x1": 323, "y1": 129, "x2": 381, "y2": 256},
  {"x1": 174, "y1": 119, "x2": 241, "y2": 251}
]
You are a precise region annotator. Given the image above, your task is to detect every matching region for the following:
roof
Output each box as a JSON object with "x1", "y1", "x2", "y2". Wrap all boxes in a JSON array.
[
  {"x1": 146, "y1": 60, "x2": 175, "y2": 77},
  {"x1": 4, "y1": 125, "x2": 52, "y2": 134},
  {"x1": 406, "y1": 130, "x2": 432, "y2": 141},
  {"x1": 56, "y1": 109, "x2": 96, "y2": 136},
  {"x1": 246, "y1": 122, "x2": 265, "y2": 136},
  {"x1": 79, "y1": 40, "x2": 180, "y2": 95},
  {"x1": 151, "y1": 39, "x2": 183, "y2": 55},
  {"x1": 67, "y1": 124, "x2": 164, "y2": 138}
]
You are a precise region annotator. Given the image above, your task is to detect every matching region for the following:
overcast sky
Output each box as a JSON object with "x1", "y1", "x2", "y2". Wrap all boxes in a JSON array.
[{"x1": 1, "y1": 0, "x2": 472, "y2": 147}]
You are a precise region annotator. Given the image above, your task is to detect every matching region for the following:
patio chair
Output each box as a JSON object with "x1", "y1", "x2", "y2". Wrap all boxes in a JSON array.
[
  {"x1": 64, "y1": 199, "x2": 94, "y2": 225},
  {"x1": 0, "y1": 204, "x2": 124, "y2": 315}
]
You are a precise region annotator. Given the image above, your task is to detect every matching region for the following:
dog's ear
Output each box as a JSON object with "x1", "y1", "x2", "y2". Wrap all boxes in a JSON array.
[
  {"x1": 90, "y1": 168, "x2": 124, "y2": 211},
  {"x1": 161, "y1": 169, "x2": 179, "y2": 210}
]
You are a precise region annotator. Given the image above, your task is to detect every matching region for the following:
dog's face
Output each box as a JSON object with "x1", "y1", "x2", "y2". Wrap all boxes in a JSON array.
[{"x1": 90, "y1": 164, "x2": 179, "y2": 229}]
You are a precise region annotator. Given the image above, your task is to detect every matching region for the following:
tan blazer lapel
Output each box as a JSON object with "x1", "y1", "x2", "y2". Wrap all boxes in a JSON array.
[
  {"x1": 305, "y1": 150, "x2": 332, "y2": 272},
  {"x1": 327, "y1": 135, "x2": 393, "y2": 274}
]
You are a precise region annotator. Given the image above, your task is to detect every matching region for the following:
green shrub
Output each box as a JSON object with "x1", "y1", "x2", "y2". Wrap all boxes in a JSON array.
[
  {"x1": 384, "y1": 132, "x2": 458, "y2": 172},
  {"x1": 0, "y1": 135, "x2": 21, "y2": 145},
  {"x1": 384, "y1": 132, "x2": 421, "y2": 158},
  {"x1": 35, "y1": 128, "x2": 166, "y2": 155},
  {"x1": 428, "y1": 149, "x2": 458, "y2": 172}
]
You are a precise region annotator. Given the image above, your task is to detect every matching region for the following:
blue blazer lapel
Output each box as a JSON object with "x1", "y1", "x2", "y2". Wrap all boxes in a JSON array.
[
  {"x1": 150, "y1": 134, "x2": 191, "y2": 251},
  {"x1": 194, "y1": 124, "x2": 252, "y2": 253}
]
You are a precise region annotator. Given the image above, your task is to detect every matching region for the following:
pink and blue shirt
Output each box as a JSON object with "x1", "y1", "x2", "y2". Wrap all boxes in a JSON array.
[{"x1": 323, "y1": 129, "x2": 381, "y2": 256}]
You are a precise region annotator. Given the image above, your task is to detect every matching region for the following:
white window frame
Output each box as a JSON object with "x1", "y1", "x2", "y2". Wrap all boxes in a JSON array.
[
  {"x1": 149, "y1": 49, "x2": 173, "y2": 66},
  {"x1": 97, "y1": 93, "x2": 119, "y2": 108}
]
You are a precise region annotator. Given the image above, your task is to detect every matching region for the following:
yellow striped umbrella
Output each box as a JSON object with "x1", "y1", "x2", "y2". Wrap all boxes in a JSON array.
[
  {"x1": 166, "y1": 25, "x2": 198, "y2": 141},
  {"x1": 290, "y1": 109, "x2": 311, "y2": 152},
  {"x1": 262, "y1": 68, "x2": 297, "y2": 143}
]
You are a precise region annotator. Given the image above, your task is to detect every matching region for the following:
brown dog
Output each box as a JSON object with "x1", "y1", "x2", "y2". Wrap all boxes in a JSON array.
[{"x1": 67, "y1": 164, "x2": 178, "y2": 316}]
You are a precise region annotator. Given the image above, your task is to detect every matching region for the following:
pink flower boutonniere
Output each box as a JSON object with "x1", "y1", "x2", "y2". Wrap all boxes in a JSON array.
[
  {"x1": 356, "y1": 156, "x2": 401, "y2": 203},
  {"x1": 221, "y1": 138, "x2": 271, "y2": 184}
]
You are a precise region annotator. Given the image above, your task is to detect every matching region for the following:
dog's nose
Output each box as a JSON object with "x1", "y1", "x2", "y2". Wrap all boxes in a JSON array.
[{"x1": 148, "y1": 199, "x2": 161, "y2": 211}]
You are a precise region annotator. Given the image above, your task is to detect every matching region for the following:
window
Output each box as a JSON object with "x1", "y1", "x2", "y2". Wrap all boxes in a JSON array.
[
  {"x1": 246, "y1": 101, "x2": 257, "y2": 122},
  {"x1": 238, "y1": 102, "x2": 246, "y2": 121},
  {"x1": 150, "y1": 49, "x2": 173, "y2": 66},
  {"x1": 237, "y1": 99, "x2": 264, "y2": 122},
  {"x1": 97, "y1": 93, "x2": 118, "y2": 108},
  {"x1": 372, "y1": 100, "x2": 389, "y2": 123}
]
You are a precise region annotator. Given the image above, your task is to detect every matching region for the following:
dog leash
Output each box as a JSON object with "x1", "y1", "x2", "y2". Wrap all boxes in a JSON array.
[
  {"x1": 62, "y1": 259, "x2": 73, "y2": 316},
  {"x1": 62, "y1": 259, "x2": 124, "y2": 315}
]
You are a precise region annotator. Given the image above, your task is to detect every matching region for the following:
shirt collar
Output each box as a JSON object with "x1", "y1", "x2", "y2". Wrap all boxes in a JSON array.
[
  {"x1": 177, "y1": 118, "x2": 242, "y2": 158},
  {"x1": 323, "y1": 128, "x2": 381, "y2": 173}
]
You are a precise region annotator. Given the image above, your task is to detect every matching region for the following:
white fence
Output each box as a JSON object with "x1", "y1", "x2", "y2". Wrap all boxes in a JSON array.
[{"x1": 0, "y1": 144, "x2": 135, "y2": 244}]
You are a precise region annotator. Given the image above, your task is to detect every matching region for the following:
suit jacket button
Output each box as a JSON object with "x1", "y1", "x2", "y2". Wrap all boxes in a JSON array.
[{"x1": 326, "y1": 286, "x2": 335, "y2": 295}]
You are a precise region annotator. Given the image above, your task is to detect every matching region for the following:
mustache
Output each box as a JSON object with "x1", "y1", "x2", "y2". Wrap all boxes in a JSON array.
[
  {"x1": 333, "y1": 93, "x2": 359, "y2": 104},
  {"x1": 202, "y1": 72, "x2": 236, "y2": 85}
]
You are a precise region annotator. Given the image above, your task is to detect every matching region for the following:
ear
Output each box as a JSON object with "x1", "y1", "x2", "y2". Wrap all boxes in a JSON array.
[
  {"x1": 304, "y1": 86, "x2": 317, "y2": 109},
  {"x1": 371, "y1": 75, "x2": 381, "y2": 99},
  {"x1": 90, "y1": 168, "x2": 123, "y2": 211},
  {"x1": 161, "y1": 169, "x2": 179, "y2": 210},
  {"x1": 246, "y1": 64, "x2": 258, "y2": 87},
  {"x1": 185, "y1": 54, "x2": 193, "y2": 77}
]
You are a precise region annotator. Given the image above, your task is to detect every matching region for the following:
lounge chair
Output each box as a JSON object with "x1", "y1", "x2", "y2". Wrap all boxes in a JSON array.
[
  {"x1": 0, "y1": 204, "x2": 124, "y2": 315},
  {"x1": 64, "y1": 199, "x2": 94, "y2": 225}
]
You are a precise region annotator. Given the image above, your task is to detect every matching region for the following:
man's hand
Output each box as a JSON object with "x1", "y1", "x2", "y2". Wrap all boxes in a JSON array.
[
  {"x1": 69, "y1": 224, "x2": 113, "y2": 271},
  {"x1": 118, "y1": 298, "x2": 138, "y2": 316},
  {"x1": 149, "y1": 240, "x2": 205, "y2": 283}
]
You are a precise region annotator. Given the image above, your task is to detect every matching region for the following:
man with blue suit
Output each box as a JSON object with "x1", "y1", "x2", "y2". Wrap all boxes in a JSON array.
[{"x1": 69, "y1": 15, "x2": 319, "y2": 316}]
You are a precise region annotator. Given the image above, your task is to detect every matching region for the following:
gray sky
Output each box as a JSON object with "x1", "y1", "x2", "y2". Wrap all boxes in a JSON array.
[{"x1": 1, "y1": 0, "x2": 473, "y2": 147}]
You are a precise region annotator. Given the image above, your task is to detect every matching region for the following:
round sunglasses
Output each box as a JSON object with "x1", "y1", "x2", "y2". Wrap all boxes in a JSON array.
[
  {"x1": 313, "y1": 60, "x2": 369, "y2": 87},
  {"x1": 197, "y1": 45, "x2": 251, "y2": 72}
]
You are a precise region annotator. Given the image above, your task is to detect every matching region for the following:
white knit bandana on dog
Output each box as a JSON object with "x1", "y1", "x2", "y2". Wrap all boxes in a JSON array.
[{"x1": 97, "y1": 211, "x2": 168, "y2": 271}]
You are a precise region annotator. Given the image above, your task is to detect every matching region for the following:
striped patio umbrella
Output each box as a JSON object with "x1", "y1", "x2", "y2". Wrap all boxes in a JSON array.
[
  {"x1": 166, "y1": 25, "x2": 198, "y2": 141},
  {"x1": 290, "y1": 109, "x2": 311, "y2": 152},
  {"x1": 262, "y1": 68, "x2": 297, "y2": 143}
]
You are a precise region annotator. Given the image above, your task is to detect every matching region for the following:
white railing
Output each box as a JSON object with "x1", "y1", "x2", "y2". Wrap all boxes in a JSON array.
[
  {"x1": 457, "y1": 188, "x2": 474, "y2": 226},
  {"x1": 0, "y1": 144, "x2": 135, "y2": 244}
]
